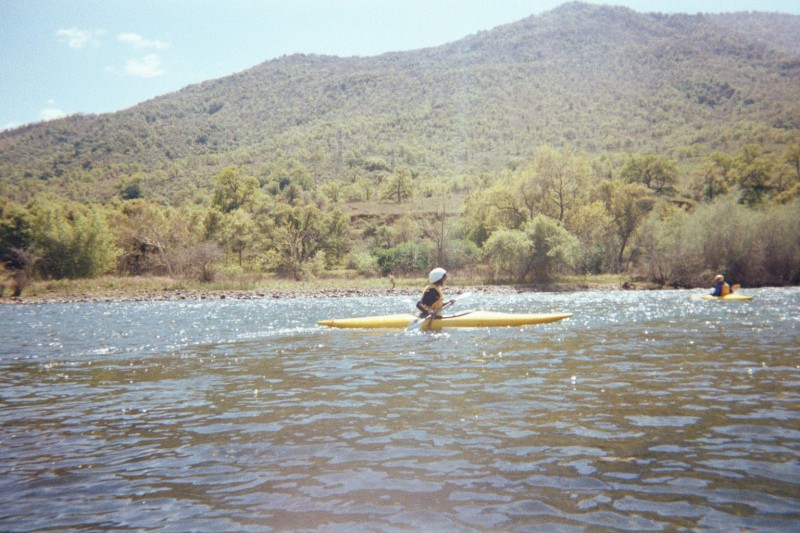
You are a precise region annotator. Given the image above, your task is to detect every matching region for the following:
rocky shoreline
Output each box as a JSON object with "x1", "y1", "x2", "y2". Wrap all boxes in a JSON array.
[{"x1": 1, "y1": 283, "x2": 627, "y2": 305}]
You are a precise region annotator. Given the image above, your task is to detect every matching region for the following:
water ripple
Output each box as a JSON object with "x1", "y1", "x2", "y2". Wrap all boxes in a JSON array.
[{"x1": 1, "y1": 288, "x2": 799, "y2": 531}]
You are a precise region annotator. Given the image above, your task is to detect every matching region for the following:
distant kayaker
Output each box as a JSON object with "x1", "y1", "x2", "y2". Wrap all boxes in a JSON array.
[
  {"x1": 416, "y1": 268, "x2": 453, "y2": 318},
  {"x1": 710, "y1": 274, "x2": 731, "y2": 297}
]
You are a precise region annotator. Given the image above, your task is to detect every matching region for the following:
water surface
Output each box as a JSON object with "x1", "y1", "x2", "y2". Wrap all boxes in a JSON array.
[{"x1": 1, "y1": 288, "x2": 799, "y2": 531}]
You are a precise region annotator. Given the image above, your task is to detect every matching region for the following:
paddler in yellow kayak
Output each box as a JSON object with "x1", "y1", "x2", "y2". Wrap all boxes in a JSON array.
[
  {"x1": 416, "y1": 267, "x2": 454, "y2": 318},
  {"x1": 710, "y1": 274, "x2": 733, "y2": 297}
]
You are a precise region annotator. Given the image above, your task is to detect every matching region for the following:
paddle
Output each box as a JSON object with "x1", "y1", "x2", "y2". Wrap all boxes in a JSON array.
[{"x1": 406, "y1": 292, "x2": 472, "y2": 331}]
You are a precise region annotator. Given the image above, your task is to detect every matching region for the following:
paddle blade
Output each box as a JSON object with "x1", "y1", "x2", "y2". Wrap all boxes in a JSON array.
[{"x1": 405, "y1": 312, "x2": 431, "y2": 331}]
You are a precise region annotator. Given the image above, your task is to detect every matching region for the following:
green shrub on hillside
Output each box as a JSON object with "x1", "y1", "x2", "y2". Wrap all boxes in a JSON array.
[{"x1": 28, "y1": 201, "x2": 119, "y2": 279}]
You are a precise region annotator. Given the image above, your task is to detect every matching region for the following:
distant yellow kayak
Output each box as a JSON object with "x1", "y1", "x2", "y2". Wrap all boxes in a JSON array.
[
  {"x1": 318, "y1": 310, "x2": 573, "y2": 330},
  {"x1": 700, "y1": 293, "x2": 754, "y2": 301}
]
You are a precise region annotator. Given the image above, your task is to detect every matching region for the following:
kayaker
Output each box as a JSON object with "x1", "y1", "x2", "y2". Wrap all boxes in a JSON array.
[
  {"x1": 416, "y1": 267, "x2": 453, "y2": 318},
  {"x1": 710, "y1": 274, "x2": 731, "y2": 297}
]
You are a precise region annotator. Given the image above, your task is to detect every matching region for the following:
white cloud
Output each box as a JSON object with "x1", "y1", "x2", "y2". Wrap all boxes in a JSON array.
[
  {"x1": 117, "y1": 32, "x2": 169, "y2": 50},
  {"x1": 39, "y1": 106, "x2": 67, "y2": 121},
  {"x1": 2, "y1": 101, "x2": 66, "y2": 130},
  {"x1": 57, "y1": 28, "x2": 104, "y2": 49},
  {"x1": 125, "y1": 54, "x2": 165, "y2": 78}
]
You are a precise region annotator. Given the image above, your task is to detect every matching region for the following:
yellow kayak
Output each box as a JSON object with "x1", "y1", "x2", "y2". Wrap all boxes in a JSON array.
[
  {"x1": 318, "y1": 310, "x2": 573, "y2": 330},
  {"x1": 700, "y1": 293, "x2": 754, "y2": 301}
]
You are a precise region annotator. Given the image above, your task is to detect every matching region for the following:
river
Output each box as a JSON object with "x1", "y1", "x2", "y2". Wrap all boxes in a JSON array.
[{"x1": 1, "y1": 288, "x2": 798, "y2": 531}]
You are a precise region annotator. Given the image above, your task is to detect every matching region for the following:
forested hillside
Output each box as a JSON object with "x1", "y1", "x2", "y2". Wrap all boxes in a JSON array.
[{"x1": 2, "y1": 2, "x2": 799, "y2": 292}]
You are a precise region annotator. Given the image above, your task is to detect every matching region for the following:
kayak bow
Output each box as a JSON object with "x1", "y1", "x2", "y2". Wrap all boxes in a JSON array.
[{"x1": 318, "y1": 310, "x2": 573, "y2": 330}]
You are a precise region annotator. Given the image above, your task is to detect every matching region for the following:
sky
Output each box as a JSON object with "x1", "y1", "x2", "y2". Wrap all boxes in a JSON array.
[{"x1": 2, "y1": 0, "x2": 799, "y2": 131}]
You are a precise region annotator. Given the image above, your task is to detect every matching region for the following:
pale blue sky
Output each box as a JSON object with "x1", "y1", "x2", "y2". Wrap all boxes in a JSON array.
[{"x1": 2, "y1": 0, "x2": 799, "y2": 131}]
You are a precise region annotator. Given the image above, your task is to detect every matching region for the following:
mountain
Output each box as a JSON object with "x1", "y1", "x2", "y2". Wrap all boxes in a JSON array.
[{"x1": 2, "y1": 2, "x2": 799, "y2": 203}]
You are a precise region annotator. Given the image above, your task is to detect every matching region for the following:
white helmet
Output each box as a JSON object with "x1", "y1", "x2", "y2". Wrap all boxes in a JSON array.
[{"x1": 428, "y1": 267, "x2": 447, "y2": 283}]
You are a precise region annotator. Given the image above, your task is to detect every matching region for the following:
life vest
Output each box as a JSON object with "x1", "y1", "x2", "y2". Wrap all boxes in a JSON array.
[
  {"x1": 420, "y1": 283, "x2": 444, "y2": 316},
  {"x1": 720, "y1": 282, "x2": 731, "y2": 297}
]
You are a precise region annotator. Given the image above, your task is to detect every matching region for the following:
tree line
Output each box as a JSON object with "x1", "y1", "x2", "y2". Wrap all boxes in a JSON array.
[{"x1": 2, "y1": 141, "x2": 799, "y2": 296}]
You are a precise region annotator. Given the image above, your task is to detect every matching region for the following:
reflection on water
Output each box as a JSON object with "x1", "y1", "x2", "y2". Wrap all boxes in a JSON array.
[{"x1": 1, "y1": 288, "x2": 799, "y2": 531}]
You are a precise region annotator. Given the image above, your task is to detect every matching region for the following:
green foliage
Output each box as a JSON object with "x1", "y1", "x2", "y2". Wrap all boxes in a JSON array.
[
  {"x1": 596, "y1": 180, "x2": 655, "y2": 271},
  {"x1": 697, "y1": 152, "x2": 737, "y2": 201},
  {"x1": 621, "y1": 154, "x2": 678, "y2": 194},
  {"x1": 785, "y1": 137, "x2": 800, "y2": 180},
  {"x1": 0, "y1": 198, "x2": 33, "y2": 269},
  {"x1": 350, "y1": 251, "x2": 380, "y2": 276},
  {"x1": 1, "y1": 6, "x2": 799, "y2": 286},
  {"x1": 212, "y1": 166, "x2": 259, "y2": 213},
  {"x1": 119, "y1": 180, "x2": 143, "y2": 200},
  {"x1": 524, "y1": 215, "x2": 580, "y2": 283},
  {"x1": 640, "y1": 196, "x2": 800, "y2": 286},
  {"x1": 525, "y1": 146, "x2": 589, "y2": 222},
  {"x1": 482, "y1": 215, "x2": 579, "y2": 283},
  {"x1": 567, "y1": 200, "x2": 615, "y2": 274},
  {"x1": 220, "y1": 209, "x2": 255, "y2": 266},
  {"x1": 374, "y1": 241, "x2": 434, "y2": 276},
  {"x1": 381, "y1": 167, "x2": 414, "y2": 204},
  {"x1": 3, "y1": 6, "x2": 799, "y2": 207},
  {"x1": 639, "y1": 203, "x2": 704, "y2": 286},
  {"x1": 268, "y1": 203, "x2": 351, "y2": 279},
  {"x1": 461, "y1": 184, "x2": 522, "y2": 245},
  {"x1": 441, "y1": 239, "x2": 482, "y2": 271},
  {"x1": 260, "y1": 159, "x2": 314, "y2": 198},
  {"x1": 735, "y1": 145, "x2": 779, "y2": 206},
  {"x1": 112, "y1": 199, "x2": 207, "y2": 277},
  {"x1": 28, "y1": 201, "x2": 119, "y2": 279},
  {"x1": 482, "y1": 229, "x2": 531, "y2": 283},
  {"x1": 757, "y1": 199, "x2": 800, "y2": 284}
]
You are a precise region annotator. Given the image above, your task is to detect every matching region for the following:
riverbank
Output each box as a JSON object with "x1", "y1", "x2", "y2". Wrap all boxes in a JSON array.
[{"x1": 0, "y1": 273, "x2": 640, "y2": 305}]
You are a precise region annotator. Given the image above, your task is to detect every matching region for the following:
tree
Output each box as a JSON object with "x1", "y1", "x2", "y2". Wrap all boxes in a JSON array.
[
  {"x1": 639, "y1": 203, "x2": 700, "y2": 287},
  {"x1": 699, "y1": 152, "x2": 736, "y2": 201},
  {"x1": 736, "y1": 144, "x2": 776, "y2": 206},
  {"x1": 119, "y1": 180, "x2": 143, "y2": 200},
  {"x1": 322, "y1": 208, "x2": 351, "y2": 267},
  {"x1": 429, "y1": 187, "x2": 452, "y2": 266},
  {"x1": 212, "y1": 166, "x2": 259, "y2": 213},
  {"x1": 268, "y1": 203, "x2": 350, "y2": 279},
  {"x1": 757, "y1": 198, "x2": 800, "y2": 285},
  {"x1": 382, "y1": 167, "x2": 414, "y2": 204},
  {"x1": 530, "y1": 146, "x2": 587, "y2": 222},
  {"x1": 597, "y1": 180, "x2": 654, "y2": 272},
  {"x1": 260, "y1": 158, "x2": 314, "y2": 199},
  {"x1": 461, "y1": 180, "x2": 527, "y2": 243},
  {"x1": 0, "y1": 198, "x2": 32, "y2": 269},
  {"x1": 185, "y1": 242, "x2": 222, "y2": 282},
  {"x1": 621, "y1": 154, "x2": 677, "y2": 194},
  {"x1": 375, "y1": 241, "x2": 433, "y2": 275},
  {"x1": 523, "y1": 214, "x2": 579, "y2": 282},
  {"x1": 512, "y1": 163, "x2": 545, "y2": 222},
  {"x1": 567, "y1": 200, "x2": 614, "y2": 274},
  {"x1": 112, "y1": 199, "x2": 206, "y2": 277},
  {"x1": 784, "y1": 137, "x2": 800, "y2": 181},
  {"x1": 221, "y1": 210, "x2": 254, "y2": 267},
  {"x1": 482, "y1": 229, "x2": 532, "y2": 283},
  {"x1": 28, "y1": 200, "x2": 119, "y2": 279}
]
